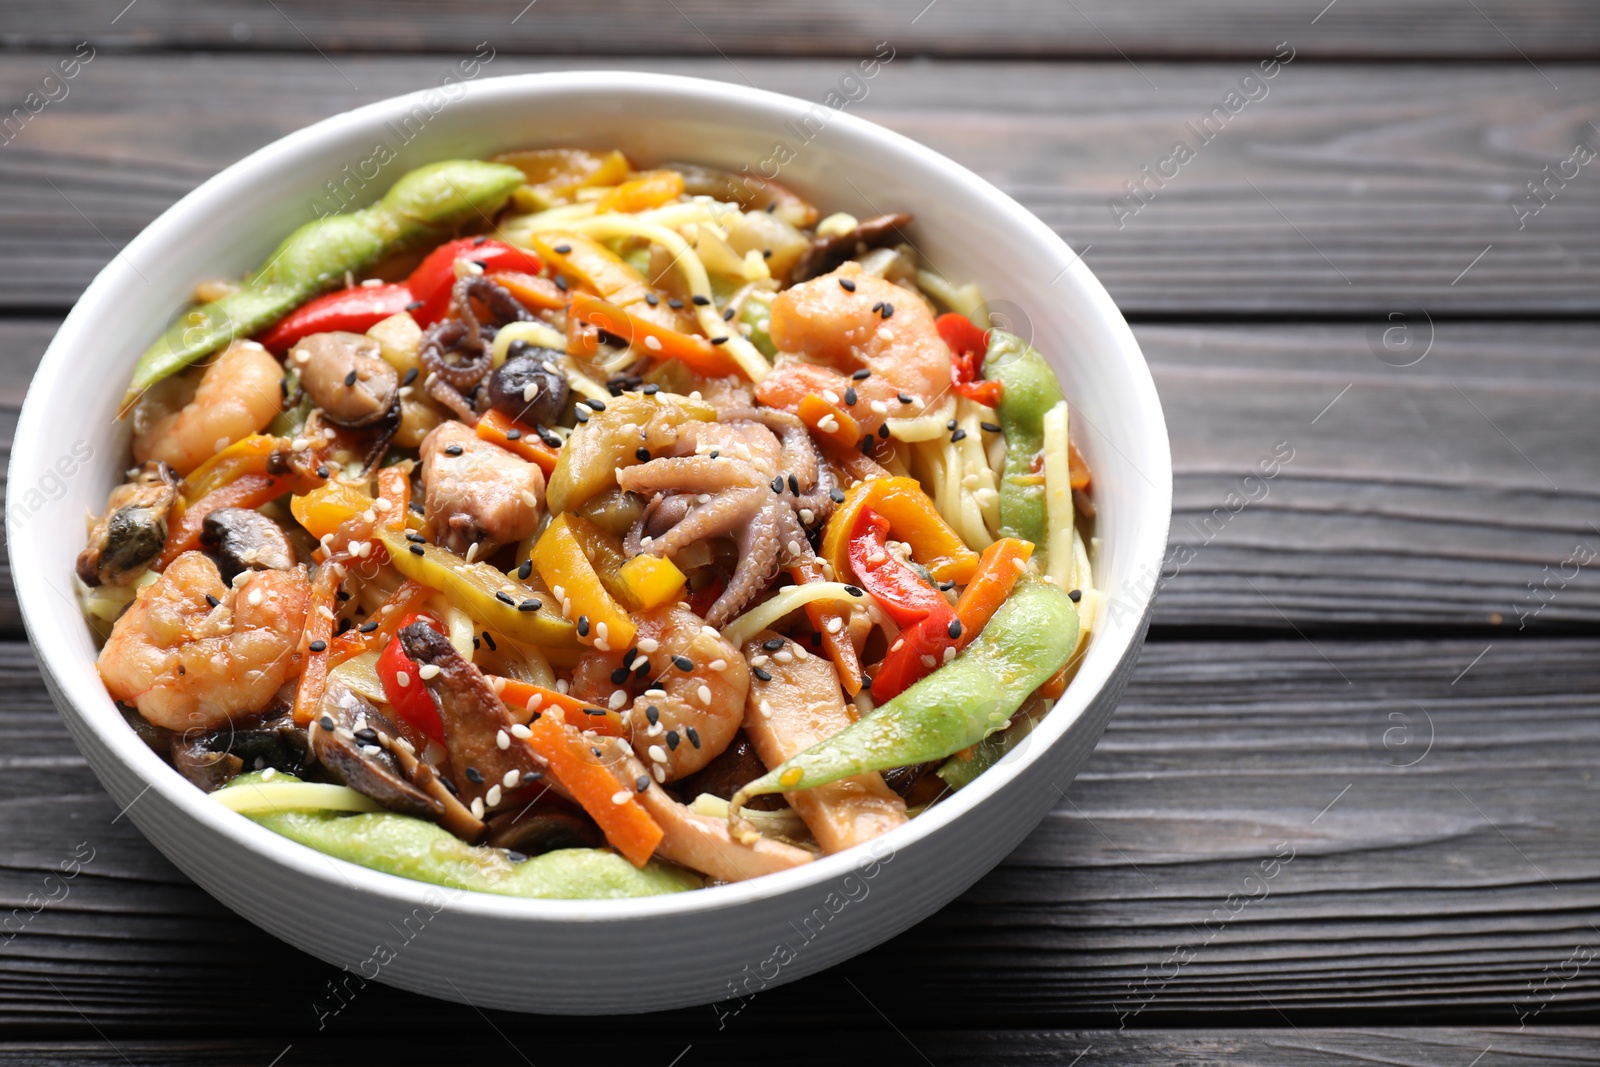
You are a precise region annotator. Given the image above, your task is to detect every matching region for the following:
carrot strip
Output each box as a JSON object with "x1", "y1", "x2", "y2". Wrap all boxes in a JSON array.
[
  {"x1": 487, "y1": 677, "x2": 624, "y2": 738},
  {"x1": 953, "y1": 537, "x2": 1035, "y2": 648},
  {"x1": 525, "y1": 710, "x2": 663, "y2": 866},
  {"x1": 796, "y1": 394, "x2": 860, "y2": 449},
  {"x1": 291, "y1": 564, "x2": 342, "y2": 726},
  {"x1": 328, "y1": 579, "x2": 432, "y2": 665},
  {"x1": 594, "y1": 170, "x2": 685, "y2": 214},
  {"x1": 476, "y1": 409, "x2": 560, "y2": 475},
  {"x1": 787, "y1": 561, "x2": 864, "y2": 696},
  {"x1": 568, "y1": 292, "x2": 741, "y2": 378},
  {"x1": 159, "y1": 473, "x2": 290, "y2": 568},
  {"x1": 375, "y1": 466, "x2": 410, "y2": 528},
  {"x1": 489, "y1": 271, "x2": 567, "y2": 311}
]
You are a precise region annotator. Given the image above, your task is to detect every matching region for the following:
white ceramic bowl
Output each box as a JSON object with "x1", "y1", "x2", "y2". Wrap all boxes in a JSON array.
[{"x1": 8, "y1": 71, "x2": 1170, "y2": 1014}]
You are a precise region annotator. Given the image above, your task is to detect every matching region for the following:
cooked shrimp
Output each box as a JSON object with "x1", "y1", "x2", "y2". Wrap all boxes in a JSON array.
[
  {"x1": 97, "y1": 551, "x2": 310, "y2": 733},
  {"x1": 570, "y1": 603, "x2": 749, "y2": 781},
  {"x1": 133, "y1": 342, "x2": 284, "y2": 476},
  {"x1": 755, "y1": 264, "x2": 950, "y2": 432},
  {"x1": 420, "y1": 421, "x2": 545, "y2": 558}
]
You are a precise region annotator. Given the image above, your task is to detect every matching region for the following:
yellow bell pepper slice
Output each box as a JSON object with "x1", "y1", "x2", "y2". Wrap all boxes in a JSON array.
[
  {"x1": 594, "y1": 170, "x2": 685, "y2": 214},
  {"x1": 183, "y1": 433, "x2": 284, "y2": 505},
  {"x1": 372, "y1": 527, "x2": 581, "y2": 655},
  {"x1": 821, "y1": 476, "x2": 981, "y2": 586},
  {"x1": 531, "y1": 514, "x2": 637, "y2": 652},
  {"x1": 619, "y1": 554, "x2": 687, "y2": 610},
  {"x1": 291, "y1": 481, "x2": 373, "y2": 541}
]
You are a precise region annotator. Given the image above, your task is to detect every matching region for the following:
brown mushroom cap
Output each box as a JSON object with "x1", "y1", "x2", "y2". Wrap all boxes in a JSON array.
[
  {"x1": 199, "y1": 508, "x2": 297, "y2": 583},
  {"x1": 291, "y1": 331, "x2": 399, "y2": 428}
]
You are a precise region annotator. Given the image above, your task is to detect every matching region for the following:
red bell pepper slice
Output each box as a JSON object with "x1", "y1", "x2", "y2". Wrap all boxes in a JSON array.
[
  {"x1": 257, "y1": 283, "x2": 416, "y2": 353},
  {"x1": 407, "y1": 238, "x2": 544, "y2": 327},
  {"x1": 375, "y1": 612, "x2": 448, "y2": 745},
  {"x1": 847, "y1": 508, "x2": 960, "y2": 700},
  {"x1": 936, "y1": 312, "x2": 1003, "y2": 407}
]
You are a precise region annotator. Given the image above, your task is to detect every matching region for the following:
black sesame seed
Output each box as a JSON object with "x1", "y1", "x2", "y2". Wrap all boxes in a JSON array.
[
  {"x1": 344, "y1": 370, "x2": 359, "y2": 387},
  {"x1": 981, "y1": 421, "x2": 1002, "y2": 433},
  {"x1": 672, "y1": 655, "x2": 694, "y2": 672},
  {"x1": 622, "y1": 648, "x2": 638, "y2": 668},
  {"x1": 506, "y1": 428, "x2": 522, "y2": 440},
  {"x1": 634, "y1": 660, "x2": 652, "y2": 680},
  {"x1": 752, "y1": 666, "x2": 772, "y2": 682},
  {"x1": 518, "y1": 559, "x2": 533, "y2": 580},
  {"x1": 586, "y1": 397, "x2": 607, "y2": 412},
  {"x1": 691, "y1": 294, "x2": 711, "y2": 306},
  {"x1": 645, "y1": 292, "x2": 659, "y2": 306},
  {"x1": 409, "y1": 544, "x2": 425, "y2": 556},
  {"x1": 406, "y1": 531, "x2": 426, "y2": 542},
  {"x1": 409, "y1": 501, "x2": 425, "y2": 514},
  {"x1": 445, "y1": 444, "x2": 463, "y2": 456},
  {"x1": 636, "y1": 446, "x2": 651, "y2": 461},
  {"x1": 405, "y1": 300, "x2": 425, "y2": 311},
  {"x1": 830, "y1": 487, "x2": 846, "y2": 504},
  {"x1": 636, "y1": 775, "x2": 651, "y2": 793},
  {"x1": 495, "y1": 591, "x2": 515, "y2": 605},
  {"x1": 947, "y1": 619, "x2": 962, "y2": 640},
  {"x1": 763, "y1": 248, "x2": 773, "y2": 258},
  {"x1": 844, "y1": 585, "x2": 864, "y2": 597},
  {"x1": 337, "y1": 617, "x2": 353, "y2": 635},
  {"x1": 938, "y1": 579, "x2": 957, "y2": 591},
  {"x1": 878, "y1": 423, "x2": 891, "y2": 439},
  {"x1": 472, "y1": 636, "x2": 480, "y2": 650},
  {"x1": 472, "y1": 236, "x2": 489, "y2": 246},
  {"x1": 577, "y1": 616, "x2": 590, "y2": 637},
  {"x1": 665, "y1": 729, "x2": 680, "y2": 750},
  {"x1": 642, "y1": 383, "x2": 660, "y2": 395},
  {"x1": 518, "y1": 598, "x2": 541, "y2": 612},
  {"x1": 771, "y1": 476, "x2": 785, "y2": 493},
  {"x1": 646, "y1": 705, "x2": 660, "y2": 725},
  {"x1": 710, "y1": 336, "x2": 729, "y2": 345},
  {"x1": 860, "y1": 436, "x2": 874, "y2": 455},
  {"x1": 320, "y1": 715, "x2": 336, "y2": 731},
  {"x1": 465, "y1": 767, "x2": 484, "y2": 784},
  {"x1": 723, "y1": 307, "x2": 736, "y2": 322},
  {"x1": 482, "y1": 631, "x2": 497, "y2": 651},
  {"x1": 309, "y1": 639, "x2": 327, "y2": 653},
  {"x1": 205, "y1": 594, "x2": 220, "y2": 608},
  {"x1": 553, "y1": 243, "x2": 572, "y2": 254},
  {"x1": 762, "y1": 638, "x2": 785, "y2": 651},
  {"x1": 852, "y1": 368, "x2": 871, "y2": 380},
  {"x1": 354, "y1": 727, "x2": 378, "y2": 743},
  {"x1": 686, "y1": 726, "x2": 701, "y2": 749},
  {"x1": 950, "y1": 428, "x2": 968, "y2": 442},
  {"x1": 611, "y1": 667, "x2": 630, "y2": 685},
  {"x1": 1069, "y1": 589, "x2": 1083, "y2": 603},
  {"x1": 573, "y1": 408, "x2": 589, "y2": 423},
  {"x1": 880, "y1": 302, "x2": 895, "y2": 319},
  {"x1": 506, "y1": 850, "x2": 529, "y2": 863},
  {"x1": 839, "y1": 278, "x2": 857, "y2": 292},
  {"x1": 947, "y1": 419, "x2": 959, "y2": 431},
  {"x1": 766, "y1": 201, "x2": 778, "y2": 212},
  {"x1": 359, "y1": 619, "x2": 379, "y2": 633},
  {"x1": 540, "y1": 428, "x2": 563, "y2": 447},
  {"x1": 337, "y1": 590, "x2": 351, "y2": 601},
  {"x1": 667, "y1": 298, "x2": 683, "y2": 310},
  {"x1": 523, "y1": 770, "x2": 544, "y2": 781},
  {"x1": 401, "y1": 367, "x2": 419, "y2": 387},
  {"x1": 787, "y1": 473, "x2": 800, "y2": 495},
  {"x1": 554, "y1": 275, "x2": 569, "y2": 291},
  {"x1": 316, "y1": 465, "x2": 330, "y2": 479},
  {"x1": 844, "y1": 387, "x2": 858, "y2": 406},
  {"x1": 898, "y1": 392, "x2": 914, "y2": 404}
]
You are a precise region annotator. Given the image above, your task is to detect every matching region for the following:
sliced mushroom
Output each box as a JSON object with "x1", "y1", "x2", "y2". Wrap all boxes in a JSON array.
[
  {"x1": 310, "y1": 684, "x2": 439, "y2": 819},
  {"x1": 199, "y1": 508, "x2": 297, "y2": 583},
  {"x1": 291, "y1": 331, "x2": 399, "y2": 428},
  {"x1": 168, "y1": 707, "x2": 309, "y2": 792},
  {"x1": 791, "y1": 213, "x2": 915, "y2": 282},
  {"x1": 171, "y1": 736, "x2": 243, "y2": 793},
  {"x1": 672, "y1": 731, "x2": 784, "y2": 810},
  {"x1": 485, "y1": 794, "x2": 601, "y2": 856},
  {"x1": 76, "y1": 462, "x2": 178, "y2": 587},
  {"x1": 398, "y1": 622, "x2": 545, "y2": 816},
  {"x1": 485, "y1": 343, "x2": 569, "y2": 426}
]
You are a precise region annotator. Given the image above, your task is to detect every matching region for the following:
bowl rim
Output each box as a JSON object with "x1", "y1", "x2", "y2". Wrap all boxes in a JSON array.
[{"x1": 10, "y1": 69, "x2": 1172, "y2": 922}]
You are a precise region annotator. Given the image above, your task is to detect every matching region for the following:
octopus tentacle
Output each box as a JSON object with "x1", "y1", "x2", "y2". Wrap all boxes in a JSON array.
[
  {"x1": 618, "y1": 456, "x2": 767, "y2": 497},
  {"x1": 642, "y1": 487, "x2": 767, "y2": 558}
]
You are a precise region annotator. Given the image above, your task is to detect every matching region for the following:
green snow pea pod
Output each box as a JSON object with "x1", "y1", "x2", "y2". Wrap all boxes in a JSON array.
[
  {"x1": 729, "y1": 579, "x2": 1078, "y2": 831},
  {"x1": 983, "y1": 329, "x2": 1065, "y2": 552},
  {"x1": 122, "y1": 159, "x2": 526, "y2": 410}
]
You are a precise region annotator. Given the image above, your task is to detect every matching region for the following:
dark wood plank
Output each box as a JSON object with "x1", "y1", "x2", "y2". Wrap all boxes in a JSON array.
[
  {"x1": 6, "y1": 319, "x2": 1597, "y2": 635},
  {"x1": 2, "y1": 57, "x2": 1597, "y2": 315},
  {"x1": 1, "y1": 1029, "x2": 1597, "y2": 1067},
  {"x1": 3, "y1": 637, "x2": 1596, "y2": 1035},
  {"x1": 6, "y1": 0, "x2": 1599, "y2": 59}
]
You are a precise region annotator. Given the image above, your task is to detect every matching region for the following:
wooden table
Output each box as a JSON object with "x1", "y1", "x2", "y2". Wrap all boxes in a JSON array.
[{"x1": 2, "y1": 3, "x2": 1597, "y2": 1062}]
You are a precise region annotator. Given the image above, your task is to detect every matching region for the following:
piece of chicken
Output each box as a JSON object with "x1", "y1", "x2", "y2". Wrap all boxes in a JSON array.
[{"x1": 419, "y1": 421, "x2": 545, "y2": 558}]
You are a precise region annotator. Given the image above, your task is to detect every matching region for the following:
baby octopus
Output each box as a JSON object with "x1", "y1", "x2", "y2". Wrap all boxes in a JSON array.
[{"x1": 618, "y1": 408, "x2": 836, "y2": 629}]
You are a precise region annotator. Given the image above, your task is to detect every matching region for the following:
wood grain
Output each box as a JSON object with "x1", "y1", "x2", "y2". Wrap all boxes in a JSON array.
[
  {"x1": 5, "y1": 0, "x2": 1599, "y2": 59},
  {"x1": 1, "y1": 57, "x2": 1596, "y2": 315},
  {"x1": 2, "y1": 637, "x2": 1595, "y2": 1036},
  {"x1": 6, "y1": 320, "x2": 1597, "y2": 636}
]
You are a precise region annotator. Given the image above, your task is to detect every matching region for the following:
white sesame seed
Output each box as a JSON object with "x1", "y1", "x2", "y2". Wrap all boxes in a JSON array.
[
  {"x1": 643, "y1": 335, "x2": 663, "y2": 352},
  {"x1": 611, "y1": 789, "x2": 631, "y2": 805},
  {"x1": 787, "y1": 540, "x2": 801, "y2": 555},
  {"x1": 260, "y1": 767, "x2": 277, "y2": 782},
  {"x1": 358, "y1": 743, "x2": 379, "y2": 757},
  {"x1": 418, "y1": 664, "x2": 442, "y2": 680},
  {"x1": 758, "y1": 699, "x2": 773, "y2": 718},
  {"x1": 247, "y1": 588, "x2": 263, "y2": 607},
  {"x1": 708, "y1": 658, "x2": 727, "y2": 671},
  {"x1": 496, "y1": 729, "x2": 510, "y2": 750},
  {"x1": 817, "y1": 414, "x2": 839, "y2": 433},
  {"x1": 648, "y1": 744, "x2": 667, "y2": 763},
  {"x1": 291, "y1": 437, "x2": 310, "y2": 451},
  {"x1": 609, "y1": 689, "x2": 628, "y2": 710},
  {"x1": 553, "y1": 585, "x2": 566, "y2": 601},
  {"x1": 486, "y1": 784, "x2": 503, "y2": 807},
  {"x1": 922, "y1": 654, "x2": 937, "y2": 668},
  {"x1": 361, "y1": 509, "x2": 376, "y2": 524},
  {"x1": 943, "y1": 645, "x2": 958, "y2": 663},
  {"x1": 697, "y1": 684, "x2": 712, "y2": 705},
  {"x1": 464, "y1": 542, "x2": 479, "y2": 563},
  {"x1": 595, "y1": 637, "x2": 611, "y2": 651},
  {"x1": 471, "y1": 797, "x2": 486, "y2": 819},
  {"x1": 823, "y1": 389, "x2": 840, "y2": 404},
  {"x1": 372, "y1": 498, "x2": 391, "y2": 512},
  {"x1": 702, "y1": 625, "x2": 720, "y2": 639},
  {"x1": 597, "y1": 622, "x2": 609, "y2": 643},
  {"x1": 637, "y1": 638, "x2": 660, "y2": 653},
  {"x1": 826, "y1": 616, "x2": 844, "y2": 634},
  {"x1": 522, "y1": 382, "x2": 540, "y2": 403},
  {"x1": 524, "y1": 693, "x2": 542, "y2": 712},
  {"x1": 647, "y1": 721, "x2": 664, "y2": 737},
  {"x1": 556, "y1": 679, "x2": 570, "y2": 694},
  {"x1": 652, "y1": 765, "x2": 667, "y2": 783},
  {"x1": 511, "y1": 723, "x2": 532, "y2": 739},
  {"x1": 800, "y1": 508, "x2": 814, "y2": 524},
  {"x1": 793, "y1": 644, "x2": 809, "y2": 660},
  {"x1": 504, "y1": 769, "x2": 521, "y2": 788},
  {"x1": 522, "y1": 490, "x2": 539, "y2": 508},
  {"x1": 395, "y1": 671, "x2": 410, "y2": 687},
  {"x1": 773, "y1": 650, "x2": 794, "y2": 664},
  {"x1": 871, "y1": 400, "x2": 889, "y2": 415}
]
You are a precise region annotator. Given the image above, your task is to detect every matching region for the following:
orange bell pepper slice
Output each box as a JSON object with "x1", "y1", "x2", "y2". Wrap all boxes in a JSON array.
[
  {"x1": 532, "y1": 232, "x2": 655, "y2": 308},
  {"x1": 489, "y1": 270, "x2": 567, "y2": 312},
  {"x1": 594, "y1": 170, "x2": 685, "y2": 214},
  {"x1": 475, "y1": 409, "x2": 560, "y2": 476},
  {"x1": 524, "y1": 710, "x2": 663, "y2": 867},
  {"x1": 328, "y1": 578, "x2": 433, "y2": 666},
  {"x1": 953, "y1": 538, "x2": 1034, "y2": 648},
  {"x1": 160, "y1": 473, "x2": 294, "y2": 569},
  {"x1": 568, "y1": 292, "x2": 740, "y2": 379},
  {"x1": 796, "y1": 394, "x2": 861, "y2": 450},
  {"x1": 531, "y1": 514, "x2": 637, "y2": 651},
  {"x1": 821, "y1": 476, "x2": 980, "y2": 586}
]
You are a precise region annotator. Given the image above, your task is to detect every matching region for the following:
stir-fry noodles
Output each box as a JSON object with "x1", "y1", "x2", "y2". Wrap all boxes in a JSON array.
[{"x1": 79, "y1": 151, "x2": 1098, "y2": 899}]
